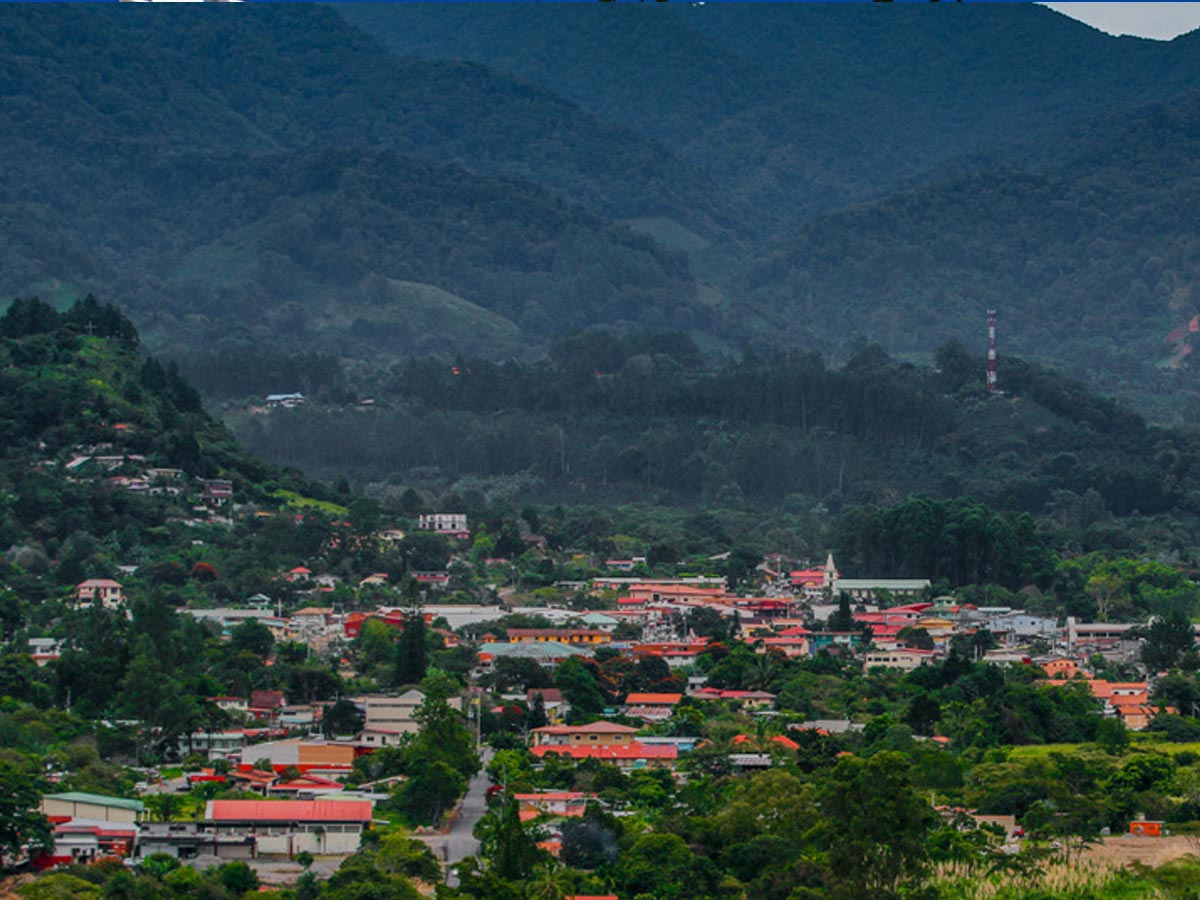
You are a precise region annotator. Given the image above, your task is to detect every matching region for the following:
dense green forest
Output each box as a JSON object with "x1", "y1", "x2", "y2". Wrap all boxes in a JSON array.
[
  {"x1": 230, "y1": 329, "x2": 1200, "y2": 562},
  {"x1": 0, "y1": 4, "x2": 730, "y2": 361},
  {"x1": 0, "y1": 4, "x2": 734, "y2": 233}
]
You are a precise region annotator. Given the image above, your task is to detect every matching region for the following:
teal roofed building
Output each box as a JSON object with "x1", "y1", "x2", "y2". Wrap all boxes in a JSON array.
[{"x1": 42, "y1": 792, "x2": 146, "y2": 824}]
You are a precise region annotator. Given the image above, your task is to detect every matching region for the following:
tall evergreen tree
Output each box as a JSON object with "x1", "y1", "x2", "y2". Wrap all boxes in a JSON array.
[{"x1": 393, "y1": 612, "x2": 429, "y2": 686}]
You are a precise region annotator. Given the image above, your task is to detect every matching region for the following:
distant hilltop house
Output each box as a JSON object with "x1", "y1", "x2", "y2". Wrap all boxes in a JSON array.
[
  {"x1": 76, "y1": 578, "x2": 125, "y2": 610},
  {"x1": 265, "y1": 393, "x2": 306, "y2": 409},
  {"x1": 199, "y1": 478, "x2": 234, "y2": 507},
  {"x1": 29, "y1": 637, "x2": 64, "y2": 667},
  {"x1": 417, "y1": 513, "x2": 470, "y2": 539}
]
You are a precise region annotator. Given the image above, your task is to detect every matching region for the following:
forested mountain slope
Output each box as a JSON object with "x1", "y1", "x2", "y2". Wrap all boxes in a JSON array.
[
  {"x1": 340, "y1": 3, "x2": 1200, "y2": 227},
  {"x1": 0, "y1": 4, "x2": 733, "y2": 234},
  {"x1": 743, "y1": 90, "x2": 1200, "y2": 415},
  {"x1": 0, "y1": 4, "x2": 724, "y2": 361},
  {"x1": 8, "y1": 3, "x2": 1200, "y2": 411},
  {"x1": 5, "y1": 148, "x2": 705, "y2": 361},
  {"x1": 234, "y1": 331, "x2": 1200, "y2": 559},
  {"x1": 0, "y1": 296, "x2": 332, "y2": 576}
]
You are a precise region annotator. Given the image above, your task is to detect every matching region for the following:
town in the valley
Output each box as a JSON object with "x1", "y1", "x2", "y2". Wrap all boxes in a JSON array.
[{"x1": 18, "y1": 498, "x2": 1190, "y2": 887}]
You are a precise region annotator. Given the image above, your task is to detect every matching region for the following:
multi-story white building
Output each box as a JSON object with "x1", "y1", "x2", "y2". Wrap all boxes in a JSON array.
[{"x1": 417, "y1": 513, "x2": 469, "y2": 537}]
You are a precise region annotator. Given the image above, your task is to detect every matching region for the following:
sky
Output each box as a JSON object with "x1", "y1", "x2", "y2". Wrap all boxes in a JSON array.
[{"x1": 1041, "y1": 2, "x2": 1200, "y2": 40}]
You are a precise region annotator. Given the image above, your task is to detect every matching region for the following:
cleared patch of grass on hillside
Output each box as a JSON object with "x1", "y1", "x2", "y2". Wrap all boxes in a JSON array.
[{"x1": 273, "y1": 488, "x2": 348, "y2": 516}]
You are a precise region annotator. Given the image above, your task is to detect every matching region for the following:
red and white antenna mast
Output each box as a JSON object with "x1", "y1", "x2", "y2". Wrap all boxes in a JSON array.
[{"x1": 986, "y1": 308, "x2": 998, "y2": 391}]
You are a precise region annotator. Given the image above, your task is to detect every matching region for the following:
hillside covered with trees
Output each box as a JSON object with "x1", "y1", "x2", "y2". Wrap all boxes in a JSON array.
[
  {"x1": 6, "y1": 4, "x2": 1200, "y2": 415},
  {"x1": 0, "y1": 4, "x2": 727, "y2": 362},
  {"x1": 744, "y1": 90, "x2": 1200, "y2": 417},
  {"x1": 231, "y1": 328, "x2": 1200, "y2": 562},
  {"x1": 341, "y1": 3, "x2": 1200, "y2": 226}
]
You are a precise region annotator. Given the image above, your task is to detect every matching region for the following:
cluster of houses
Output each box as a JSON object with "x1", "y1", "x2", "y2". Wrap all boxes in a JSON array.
[
  {"x1": 32, "y1": 791, "x2": 373, "y2": 868},
  {"x1": 45, "y1": 441, "x2": 235, "y2": 521},
  {"x1": 58, "y1": 548, "x2": 1182, "y2": 737},
  {"x1": 30, "y1": 552, "x2": 1190, "y2": 879}
]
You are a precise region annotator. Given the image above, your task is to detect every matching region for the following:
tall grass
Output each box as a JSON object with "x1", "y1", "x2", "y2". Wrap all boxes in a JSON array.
[{"x1": 932, "y1": 859, "x2": 1167, "y2": 899}]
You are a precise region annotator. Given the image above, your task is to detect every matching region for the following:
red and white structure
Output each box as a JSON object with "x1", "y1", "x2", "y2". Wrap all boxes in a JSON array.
[{"x1": 987, "y1": 308, "x2": 998, "y2": 391}]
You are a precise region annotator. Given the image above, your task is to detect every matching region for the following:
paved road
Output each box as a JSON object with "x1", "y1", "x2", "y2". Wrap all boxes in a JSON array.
[{"x1": 416, "y1": 749, "x2": 493, "y2": 886}]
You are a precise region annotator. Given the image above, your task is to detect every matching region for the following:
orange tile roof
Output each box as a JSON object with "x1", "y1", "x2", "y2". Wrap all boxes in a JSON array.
[
  {"x1": 207, "y1": 800, "x2": 371, "y2": 822},
  {"x1": 533, "y1": 722, "x2": 639, "y2": 735},
  {"x1": 531, "y1": 743, "x2": 677, "y2": 761},
  {"x1": 624, "y1": 693, "x2": 682, "y2": 705}
]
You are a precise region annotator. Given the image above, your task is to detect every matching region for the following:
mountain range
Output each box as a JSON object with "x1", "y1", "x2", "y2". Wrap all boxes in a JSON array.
[{"x1": 4, "y1": 4, "x2": 1200, "y2": 415}]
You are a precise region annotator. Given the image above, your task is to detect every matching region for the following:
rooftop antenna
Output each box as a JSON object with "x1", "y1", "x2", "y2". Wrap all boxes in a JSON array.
[{"x1": 986, "y1": 309, "x2": 998, "y2": 392}]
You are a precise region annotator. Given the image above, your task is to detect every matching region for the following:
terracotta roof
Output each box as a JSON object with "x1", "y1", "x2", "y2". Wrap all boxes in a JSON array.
[
  {"x1": 206, "y1": 800, "x2": 371, "y2": 822},
  {"x1": 628, "y1": 584, "x2": 726, "y2": 595},
  {"x1": 531, "y1": 743, "x2": 677, "y2": 761},
  {"x1": 533, "y1": 722, "x2": 638, "y2": 735},
  {"x1": 624, "y1": 693, "x2": 682, "y2": 705},
  {"x1": 271, "y1": 775, "x2": 345, "y2": 791},
  {"x1": 732, "y1": 734, "x2": 799, "y2": 750}
]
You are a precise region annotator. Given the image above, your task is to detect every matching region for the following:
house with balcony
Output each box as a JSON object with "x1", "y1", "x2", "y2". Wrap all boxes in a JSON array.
[{"x1": 76, "y1": 579, "x2": 124, "y2": 610}]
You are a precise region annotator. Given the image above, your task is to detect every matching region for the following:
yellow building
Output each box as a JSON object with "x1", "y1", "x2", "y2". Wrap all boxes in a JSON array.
[{"x1": 506, "y1": 628, "x2": 612, "y2": 646}]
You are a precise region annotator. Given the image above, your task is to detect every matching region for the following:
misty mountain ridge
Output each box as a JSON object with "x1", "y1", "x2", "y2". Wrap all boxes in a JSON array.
[{"x1": 4, "y1": 3, "x2": 1200, "y2": 417}]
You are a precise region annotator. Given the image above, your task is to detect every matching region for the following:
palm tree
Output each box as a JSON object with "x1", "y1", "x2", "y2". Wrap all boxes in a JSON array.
[
  {"x1": 745, "y1": 652, "x2": 779, "y2": 691},
  {"x1": 526, "y1": 863, "x2": 574, "y2": 900}
]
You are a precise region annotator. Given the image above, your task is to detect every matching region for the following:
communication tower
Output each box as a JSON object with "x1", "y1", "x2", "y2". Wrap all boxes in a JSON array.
[{"x1": 986, "y1": 308, "x2": 998, "y2": 391}]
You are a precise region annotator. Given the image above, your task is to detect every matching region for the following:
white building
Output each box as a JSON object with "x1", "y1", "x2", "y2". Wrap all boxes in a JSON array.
[
  {"x1": 862, "y1": 648, "x2": 936, "y2": 672},
  {"x1": 265, "y1": 393, "x2": 306, "y2": 409},
  {"x1": 417, "y1": 513, "x2": 469, "y2": 536}
]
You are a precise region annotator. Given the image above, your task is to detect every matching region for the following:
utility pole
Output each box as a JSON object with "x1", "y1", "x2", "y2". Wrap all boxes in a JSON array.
[{"x1": 473, "y1": 691, "x2": 482, "y2": 751}]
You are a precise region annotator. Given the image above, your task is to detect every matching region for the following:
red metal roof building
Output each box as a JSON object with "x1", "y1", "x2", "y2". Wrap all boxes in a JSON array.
[
  {"x1": 203, "y1": 800, "x2": 373, "y2": 856},
  {"x1": 206, "y1": 799, "x2": 372, "y2": 823}
]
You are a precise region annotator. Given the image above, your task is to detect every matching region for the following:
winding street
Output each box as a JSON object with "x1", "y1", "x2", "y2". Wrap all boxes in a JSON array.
[{"x1": 415, "y1": 749, "x2": 494, "y2": 886}]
